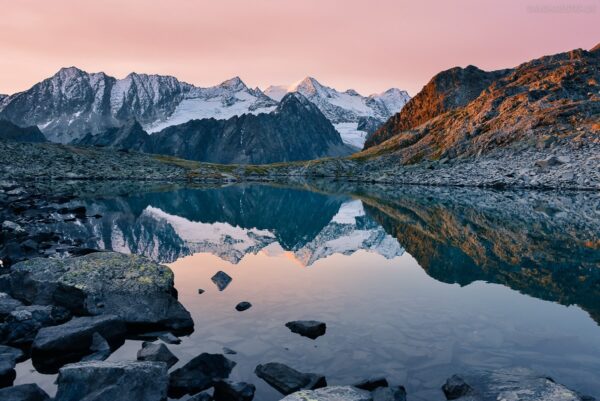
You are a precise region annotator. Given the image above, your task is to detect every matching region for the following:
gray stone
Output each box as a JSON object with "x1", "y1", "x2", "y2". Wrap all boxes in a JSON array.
[
  {"x1": 169, "y1": 353, "x2": 236, "y2": 397},
  {"x1": 0, "y1": 305, "x2": 71, "y2": 346},
  {"x1": 0, "y1": 383, "x2": 51, "y2": 401},
  {"x1": 280, "y1": 386, "x2": 372, "y2": 401},
  {"x1": 255, "y1": 362, "x2": 326, "y2": 395},
  {"x1": 0, "y1": 292, "x2": 23, "y2": 318},
  {"x1": 7, "y1": 252, "x2": 193, "y2": 334},
  {"x1": 137, "y1": 342, "x2": 178, "y2": 369},
  {"x1": 213, "y1": 380, "x2": 256, "y2": 401},
  {"x1": 0, "y1": 352, "x2": 16, "y2": 388},
  {"x1": 285, "y1": 320, "x2": 326, "y2": 339},
  {"x1": 211, "y1": 271, "x2": 232, "y2": 291},
  {"x1": 80, "y1": 333, "x2": 111, "y2": 362},
  {"x1": 372, "y1": 386, "x2": 407, "y2": 401},
  {"x1": 0, "y1": 345, "x2": 25, "y2": 363},
  {"x1": 2, "y1": 221, "x2": 25, "y2": 234},
  {"x1": 54, "y1": 360, "x2": 168, "y2": 401},
  {"x1": 31, "y1": 314, "x2": 126, "y2": 373}
]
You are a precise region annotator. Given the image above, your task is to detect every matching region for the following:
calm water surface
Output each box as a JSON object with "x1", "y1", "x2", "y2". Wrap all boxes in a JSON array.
[{"x1": 15, "y1": 184, "x2": 600, "y2": 400}]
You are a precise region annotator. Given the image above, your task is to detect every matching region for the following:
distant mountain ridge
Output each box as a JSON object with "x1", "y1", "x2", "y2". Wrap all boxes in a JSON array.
[
  {"x1": 265, "y1": 77, "x2": 410, "y2": 147},
  {"x1": 76, "y1": 93, "x2": 356, "y2": 164},
  {"x1": 0, "y1": 67, "x2": 277, "y2": 143},
  {"x1": 0, "y1": 69, "x2": 409, "y2": 148}
]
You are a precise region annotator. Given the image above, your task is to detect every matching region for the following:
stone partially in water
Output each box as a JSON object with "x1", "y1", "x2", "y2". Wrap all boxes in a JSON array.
[
  {"x1": 235, "y1": 302, "x2": 252, "y2": 312},
  {"x1": 7, "y1": 252, "x2": 193, "y2": 334},
  {"x1": 281, "y1": 386, "x2": 372, "y2": 401},
  {"x1": 285, "y1": 320, "x2": 326, "y2": 339},
  {"x1": 213, "y1": 380, "x2": 256, "y2": 401},
  {"x1": 442, "y1": 375, "x2": 473, "y2": 400},
  {"x1": 137, "y1": 342, "x2": 179, "y2": 369},
  {"x1": 255, "y1": 362, "x2": 326, "y2": 395},
  {"x1": 168, "y1": 353, "x2": 236, "y2": 397},
  {"x1": 0, "y1": 383, "x2": 50, "y2": 401},
  {"x1": 211, "y1": 271, "x2": 232, "y2": 291},
  {"x1": 31, "y1": 314, "x2": 127, "y2": 373},
  {"x1": 54, "y1": 360, "x2": 168, "y2": 401},
  {"x1": 372, "y1": 386, "x2": 407, "y2": 401},
  {"x1": 353, "y1": 376, "x2": 389, "y2": 391}
]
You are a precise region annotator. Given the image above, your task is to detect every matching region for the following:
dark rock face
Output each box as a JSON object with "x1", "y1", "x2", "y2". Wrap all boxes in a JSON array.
[
  {"x1": 372, "y1": 386, "x2": 407, "y2": 401},
  {"x1": 213, "y1": 380, "x2": 256, "y2": 401},
  {"x1": 137, "y1": 342, "x2": 179, "y2": 369},
  {"x1": 211, "y1": 271, "x2": 233, "y2": 291},
  {"x1": 364, "y1": 65, "x2": 509, "y2": 149},
  {"x1": 254, "y1": 362, "x2": 326, "y2": 395},
  {"x1": 357, "y1": 116, "x2": 385, "y2": 136},
  {"x1": 31, "y1": 314, "x2": 127, "y2": 373},
  {"x1": 75, "y1": 93, "x2": 355, "y2": 164},
  {"x1": 168, "y1": 353, "x2": 236, "y2": 397},
  {"x1": 0, "y1": 383, "x2": 51, "y2": 401},
  {"x1": 442, "y1": 375, "x2": 473, "y2": 400},
  {"x1": 7, "y1": 252, "x2": 193, "y2": 334},
  {"x1": 54, "y1": 360, "x2": 168, "y2": 401},
  {"x1": 235, "y1": 302, "x2": 252, "y2": 312},
  {"x1": 285, "y1": 320, "x2": 327, "y2": 339},
  {"x1": 0, "y1": 293, "x2": 23, "y2": 319},
  {"x1": 0, "y1": 120, "x2": 47, "y2": 143},
  {"x1": 353, "y1": 377, "x2": 389, "y2": 391}
]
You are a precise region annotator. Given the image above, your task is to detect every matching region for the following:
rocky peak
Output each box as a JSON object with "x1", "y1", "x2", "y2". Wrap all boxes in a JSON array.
[
  {"x1": 276, "y1": 92, "x2": 318, "y2": 114},
  {"x1": 218, "y1": 76, "x2": 247, "y2": 91},
  {"x1": 589, "y1": 42, "x2": 600, "y2": 54},
  {"x1": 292, "y1": 77, "x2": 326, "y2": 96}
]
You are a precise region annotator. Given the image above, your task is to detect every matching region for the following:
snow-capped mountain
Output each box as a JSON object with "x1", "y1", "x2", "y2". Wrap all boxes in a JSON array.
[
  {"x1": 0, "y1": 67, "x2": 277, "y2": 143},
  {"x1": 264, "y1": 77, "x2": 410, "y2": 147}
]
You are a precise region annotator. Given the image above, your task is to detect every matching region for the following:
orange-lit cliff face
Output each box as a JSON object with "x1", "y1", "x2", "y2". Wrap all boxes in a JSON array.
[{"x1": 0, "y1": 0, "x2": 598, "y2": 96}]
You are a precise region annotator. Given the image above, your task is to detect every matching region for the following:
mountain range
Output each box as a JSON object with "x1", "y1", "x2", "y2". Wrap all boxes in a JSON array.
[
  {"x1": 0, "y1": 67, "x2": 409, "y2": 148},
  {"x1": 75, "y1": 93, "x2": 356, "y2": 164}
]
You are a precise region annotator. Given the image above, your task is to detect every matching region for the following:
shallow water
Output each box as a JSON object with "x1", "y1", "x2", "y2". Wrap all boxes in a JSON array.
[{"x1": 14, "y1": 183, "x2": 600, "y2": 400}]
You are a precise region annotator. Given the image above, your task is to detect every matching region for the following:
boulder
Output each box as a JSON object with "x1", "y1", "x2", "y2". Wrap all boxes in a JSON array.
[
  {"x1": 285, "y1": 320, "x2": 326, "y2": 339},
  {"x1": 372, "y1": 386, "x2": 407, "y2": 401},
  {"x1": 7, "y1": 252, "x2": 193, "y2": 334},
  {"x1": 31, "y1": 315, "x2": 127, "y2": 373},
  {"x1": 169, "y1": 353, "x2": 236, "y2": 397},
  {"x1": 442, "y1": 375, "x2": 473, "y2": 400},
  {"x1": 54, "y1": 360, "x2": 168, "y2": 401},
  {"x1": 255, "y1": 362, "x2": 326, "y2": 395},
  {"x1": 280, "y1": 386, "x2": 372, "y2": 401},
  {"x1": 0, "y1": 345, "x2": 25, "y2": 362},
  {"x1": 189, "y1": 392, "x2": 213, "y2": 401},
  {"x1": 235, "y1": 302, "x2": 252, "y2": 312},
  {"x1": 0, "y1": 292, "x2": 23, "y2": 319},
  {"x1": 80, "y1": 333, "x2": 111, "y2": 362},
  {"x1": 2, "y1": 221, "x2": 25, "y2": 234},
  {"x1": 211, "y1": 271, "x2": 232, "y2": 291},
  {"x1": 213, "y1": 380, "x2": 256, "y2": 401},
  {"x1": 137, "y1": 342, "x2": 179, "y2": 369},
  {"x1": 0, "y1": 352, "x2": 16, "y2": 388},
  {"x1": 0, "y1": 305, "x2": 71, "y2": 346},
  {"x1": 353, "y1": 377, "x2": 388, "y2": 391},
  {"x1": 0, "y1": 383, "x2": 51, "y2": 401}
]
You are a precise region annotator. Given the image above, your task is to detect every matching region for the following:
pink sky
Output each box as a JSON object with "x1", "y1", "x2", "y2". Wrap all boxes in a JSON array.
[{"x1": 0, "y1": 0, "x2": 598, "y2": 96}]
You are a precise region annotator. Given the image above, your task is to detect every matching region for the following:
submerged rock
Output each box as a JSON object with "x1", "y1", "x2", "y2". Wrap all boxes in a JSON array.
[
  {"x1": 353, "y1": 377, "x2": 389, "y2": 391},
  {"x1": 31, "y1": 314, "x2": 127, "y2": 373},
  {"x1": 281, "y1": 386, "x2": 372, "y2": 401},
  {"x1": 444, "y1": 368, "x2": 592, "y2": 401},
  {"x1": 235, "y1": 302, "x2": 252, "y2": 312},
  {"x1": 442, "y1": 375, "x2": 473, "y2": 400},
  {"x1": 54, "y1": 360, "x2": 168, "y2": 401},
  {"x1": 7, "y1": 252, "x2": 193, "y2": 334},
  {"x1": 285, "y1": 320, "x2": 326, "y2": 339},
  {"x1": 168, "y1": 353, "x2": 236, "y2": 397},
  {"x1": 213, "y1": 380, "x2": 256, "y2": 401},
  {"x1": 137, "y1": 342, "x2": 179, "y2": 369},
  {"x1": 0, "y1": 383, "x2": 50, "y2": 401},
  {"x1": 255, "y1": 362, "x2": 326, "y2": 395},
  {"x1": 211, "y1": 271, "x2": 232, "y2": 291},
  {"x1": 372, "y1": 386, "x2": 406, "y2": 401}
]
